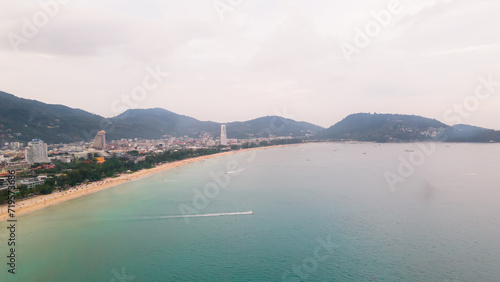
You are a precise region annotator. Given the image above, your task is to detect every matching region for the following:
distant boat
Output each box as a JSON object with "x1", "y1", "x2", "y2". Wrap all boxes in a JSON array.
[{"x1": 404, "y1": 149, "x2": 414, "y2": 152}]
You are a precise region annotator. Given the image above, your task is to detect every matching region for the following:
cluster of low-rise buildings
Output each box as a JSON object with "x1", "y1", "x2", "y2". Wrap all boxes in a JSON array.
[{"x1": 0, "y1": 125, "x2": 294, "y2": 191}]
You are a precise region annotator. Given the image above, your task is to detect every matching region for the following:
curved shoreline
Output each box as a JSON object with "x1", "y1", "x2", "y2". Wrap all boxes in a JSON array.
[{"x1": 0, "y1": 144, "x2": 298, "y2": 221}]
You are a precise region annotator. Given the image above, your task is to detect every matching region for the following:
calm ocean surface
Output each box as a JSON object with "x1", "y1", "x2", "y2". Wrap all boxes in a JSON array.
[{"x1": 1, "y1": 143, "x2": 500, "y2": 281}]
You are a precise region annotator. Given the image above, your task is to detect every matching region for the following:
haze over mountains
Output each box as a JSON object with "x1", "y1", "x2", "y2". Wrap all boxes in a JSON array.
[
  {"x1": 1, "y1": 90, "x2": 499, "y2": 144},
  {"x1": 0, "y1": 91, "x2": 323, "y2": 143},
  {"x1": 318, "y1": 113, "x2": 500, "y2": 142}
]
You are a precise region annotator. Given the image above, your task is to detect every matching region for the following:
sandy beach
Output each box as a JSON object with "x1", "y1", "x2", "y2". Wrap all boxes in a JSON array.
[{"x1": 0, "y1": 145, "x2": 294, "y2": 221}]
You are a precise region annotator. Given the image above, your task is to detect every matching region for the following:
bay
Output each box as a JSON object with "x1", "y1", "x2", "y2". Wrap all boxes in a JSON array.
[{"x1": 1, "y1": 143, "x2": 499, "y2": 281}]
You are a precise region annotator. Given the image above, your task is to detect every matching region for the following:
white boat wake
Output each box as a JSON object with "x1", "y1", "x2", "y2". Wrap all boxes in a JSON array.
[
  {"x1": 163, "y1": 179, "x2": 204, "y2": 183},
  {"x1": 140, "y1": 211, "x2": 254, "y2": 220},
  {"x1": 459, "y1": 173, "x2": 478, "y2": 176},
  {"x1": 225, "y1": 168, "x2": 246, "y2": 174}
]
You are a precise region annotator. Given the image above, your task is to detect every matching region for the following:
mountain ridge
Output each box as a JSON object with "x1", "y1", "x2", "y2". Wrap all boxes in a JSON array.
[
  {"x1": 319, "y1": 113, "x2": 500, "y2": 143},
  {"x1": 1, "y1": 91, "x2": 499, "y2": 144},
  {"x1": 0, "y1": 91, "x2": 324, "y2": 143}
]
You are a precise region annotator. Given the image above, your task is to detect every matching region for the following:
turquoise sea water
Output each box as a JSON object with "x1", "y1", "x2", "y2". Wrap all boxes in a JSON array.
[{"x1": 1, "y1": 143, "x2": 500, "y2": 281}]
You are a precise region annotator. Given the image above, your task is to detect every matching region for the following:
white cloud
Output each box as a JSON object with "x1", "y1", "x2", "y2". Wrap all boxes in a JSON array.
[{"x1": 0, "y1": 0, "x2": 499, "y2": 129}]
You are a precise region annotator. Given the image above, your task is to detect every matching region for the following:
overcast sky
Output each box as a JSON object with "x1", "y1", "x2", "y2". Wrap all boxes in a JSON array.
[{"x1": 1, "y1": 0, "x2": 499, "y2": 129}]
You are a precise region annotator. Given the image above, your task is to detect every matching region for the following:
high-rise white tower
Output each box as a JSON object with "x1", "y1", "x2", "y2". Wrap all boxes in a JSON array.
[
  {"x1": 93, "y1": 130, "x2": 106, "y2": 150},
  {"x1": 220, "y1": 124, "x2": 227, "y2": 145},
  {"x1": 25, "y1": 139, "x2": 50, "y2": 164}
]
